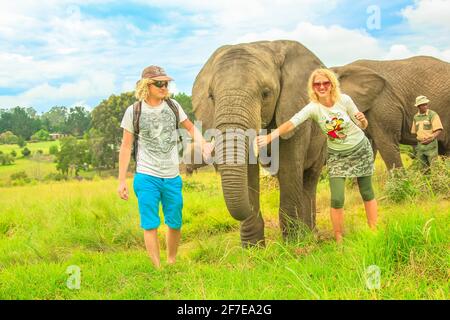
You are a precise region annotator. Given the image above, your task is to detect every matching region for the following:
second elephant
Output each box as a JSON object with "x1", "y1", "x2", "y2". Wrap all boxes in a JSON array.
[{"x1": 331, "y1": 56, "x2": 450, "y2": 169}]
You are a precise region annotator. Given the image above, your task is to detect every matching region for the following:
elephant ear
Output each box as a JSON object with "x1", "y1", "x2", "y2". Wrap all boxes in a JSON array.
[
  {"x1": 330, "y1": 65, "x2": 385, "y2": 113},
  {"x1": 192, "y1": 45, "x2": 231, "y2": 130},
  {"x1": 270, "y1": 41, "x2": 325, "y2": 139}
]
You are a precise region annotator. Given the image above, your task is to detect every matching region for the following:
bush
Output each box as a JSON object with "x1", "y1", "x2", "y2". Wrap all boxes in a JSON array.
[
  {"x1": 384, "y1": 157, "x2": 450, "y2": 203},
  {"x1": 21, "y1": 147, "x2": 31, "y2": 157},
  {"x1": 0, "y1": 153, "x2": 15, "y2": 165},
  {"x1": 49, "y1": 145, "x2": 59, "y2": 155},
  {"x1": 385, "y1": 168, "x2": 418, "y2": 202},
  {"x1": 10, "y1": 171, "x2": 29, "y2": 182},
  {"x1": 10, "y1": 150, "x2": 17, "y2": 158},
  {"x1": 31, "y1": 129, "x2": 50, "y2": 141},
  {"x1": 0, "y1": 131, "x2": 19, "y2": 144},
  {"x1": 44, "y1": 172, "x2": 68, "y2": 181}
]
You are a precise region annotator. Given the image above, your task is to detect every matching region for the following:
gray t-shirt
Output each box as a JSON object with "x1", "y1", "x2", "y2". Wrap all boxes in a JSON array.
[{"x1": 120, "y1": 99, "x2": 188, "y2": 178}]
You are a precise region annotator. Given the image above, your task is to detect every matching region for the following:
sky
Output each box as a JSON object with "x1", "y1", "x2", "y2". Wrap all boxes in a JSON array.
[{"x1": 0, "y1": 0, "x2": 449, "y2": 113}]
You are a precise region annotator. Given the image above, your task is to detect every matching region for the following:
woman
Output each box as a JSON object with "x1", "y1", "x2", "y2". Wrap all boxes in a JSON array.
[{"x1": 257, "y1": 68, "x2": 377, "y2": 243}]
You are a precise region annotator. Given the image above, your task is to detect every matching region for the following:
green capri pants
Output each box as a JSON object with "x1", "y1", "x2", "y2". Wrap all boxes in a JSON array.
[{"x1": 329, "y1": 176, "x2": 375, "y2": 209}]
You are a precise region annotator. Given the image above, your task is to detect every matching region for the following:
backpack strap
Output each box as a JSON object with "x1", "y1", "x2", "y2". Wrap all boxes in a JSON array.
[
  {"x1": 132, "y1": 100, "x2": 142, "y2": 168},
  {"x1": 165, "y1": 98, "x2": 183, "y2": 148},
  {"x1": 165, "y1": 98, "x2": 180, "y2": 129}
]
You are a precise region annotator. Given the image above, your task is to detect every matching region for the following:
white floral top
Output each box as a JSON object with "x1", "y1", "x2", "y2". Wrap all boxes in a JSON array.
[{"x1": 289, "y1": 94, "x2": 366, "y2": 151}]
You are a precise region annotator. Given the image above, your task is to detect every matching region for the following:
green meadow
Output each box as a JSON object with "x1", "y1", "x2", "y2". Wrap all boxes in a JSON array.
[{"x1": 0, "y1": 153, "x2": 448, "y2": 299}]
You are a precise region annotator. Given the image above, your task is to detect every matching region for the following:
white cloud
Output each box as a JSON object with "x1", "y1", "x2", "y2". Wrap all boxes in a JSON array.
[
  {"x1": 236, "y1": 22, "x2": 385, "y2": 66},
  {"x1": 0, "y1": 72, "x2": 116, "y2": 111},
  {"x1": 384, "y1": 44, "x2": 450, "y2": 61},
  {"x1": 401, "y1": 0, "x2": 450, "y2": 31},
  {"x1": 1, "y1": 0, "x2": 449, "y2": 111}
]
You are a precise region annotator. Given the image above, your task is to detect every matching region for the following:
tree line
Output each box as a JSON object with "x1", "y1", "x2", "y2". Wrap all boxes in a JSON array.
[
  {"x1": 0, "y1": 105, "x2": 91, "y2": 145},
  {"x1": 0, "y1": 92, "x2": 194, "y2": 176}
]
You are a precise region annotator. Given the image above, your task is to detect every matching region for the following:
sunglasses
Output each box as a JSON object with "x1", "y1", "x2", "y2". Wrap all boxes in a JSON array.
[
  {"x1": 151, "y1": 81, "x2": 169, "y2": 88},
  {"x1": 313, "y1": 81, "x2": 331, "y2": 90}
]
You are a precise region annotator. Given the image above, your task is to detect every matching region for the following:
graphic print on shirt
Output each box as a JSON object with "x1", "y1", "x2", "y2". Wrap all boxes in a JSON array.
[
  {"x1": 322, "y1": 112, "x2": 348, "y2": 143},
  {"x1": 139, "y1": 105, "x2": 177, "y2": 161}
]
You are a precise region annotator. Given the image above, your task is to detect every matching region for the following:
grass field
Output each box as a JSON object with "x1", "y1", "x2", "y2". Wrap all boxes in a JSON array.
[
  {"x1": 0, "y1": 141, "x2": 61, "y2": 185},
  {"x1": 0, "y1": 141, "x2": 59, "y2": 155},
  {"x1": 0, "y1": 156, "x2": 448, "y2": 299}
]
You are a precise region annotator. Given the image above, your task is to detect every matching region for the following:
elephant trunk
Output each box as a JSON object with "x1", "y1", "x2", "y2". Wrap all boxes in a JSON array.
[{"x1": 214, "y1": 93, "x2": 259, "y2": 221}]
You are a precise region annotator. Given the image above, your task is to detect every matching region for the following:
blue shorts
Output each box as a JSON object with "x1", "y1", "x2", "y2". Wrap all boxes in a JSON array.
[{"x1": 133, "y1": 172, "x2": 183, "y2": 230}]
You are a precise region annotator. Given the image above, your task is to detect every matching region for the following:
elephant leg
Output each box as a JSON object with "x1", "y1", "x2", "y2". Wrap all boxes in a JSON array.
[
  {"x1": 277, "y1": 134, "x2": 312, "y2": 241},
  {"x1": 369, "y1": 120, "x2": 403, "y2": 169},
  {"x1": 240, "y1": 163, "x2": 265, "y2": 247},
  {"x1": 302, "y1": 144, "x2": 326, "y2": 231}
]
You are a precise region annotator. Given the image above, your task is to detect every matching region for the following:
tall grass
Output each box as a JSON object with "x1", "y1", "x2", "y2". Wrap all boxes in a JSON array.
[{"x1": 0, "y1": 159, "x2": 448, "y2": 299}]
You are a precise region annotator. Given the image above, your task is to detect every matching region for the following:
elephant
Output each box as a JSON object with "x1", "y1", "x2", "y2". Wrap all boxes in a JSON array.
[
  {"x1": 331, "y1": 56, "x2": 450, "y2": 169},
  {"x1": 192, "y1": 40, "x2": 327, "y2": 247}
]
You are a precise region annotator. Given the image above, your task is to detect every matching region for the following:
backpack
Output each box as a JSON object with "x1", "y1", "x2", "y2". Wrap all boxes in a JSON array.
[{"x1": 132, "y1": 98, "x2": 182, "y2": 169}]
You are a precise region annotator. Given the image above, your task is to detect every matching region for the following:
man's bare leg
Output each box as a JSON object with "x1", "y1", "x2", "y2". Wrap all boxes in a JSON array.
[
  {"x1": 144, "y1": 229, "x2": 160, "y2": 268},
  {"x1": 166, "y1": 227, "x2": 181, "y2": 264}
]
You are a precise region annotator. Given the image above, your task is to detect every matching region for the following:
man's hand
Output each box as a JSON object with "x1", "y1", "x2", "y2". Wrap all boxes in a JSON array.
[
  {"x1": 117, "y1": 180, "x2": 129, "y2": 200},
  {"x1": 421, "y1": 137, "x2": 433, "y2": 145},
  {"x1": 257, "y1": 134, "x2": 272, "y2": 149},
  {"x1": 202, "y1": 141, "x2": 214, "y2": 162}
]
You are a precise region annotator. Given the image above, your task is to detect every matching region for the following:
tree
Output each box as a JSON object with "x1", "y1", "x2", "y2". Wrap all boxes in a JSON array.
[
  {"x1": 172, "y1": 93, "x2": 195, "y2": 120},
  {"x1": 8, "y1": 107, "x2": 41, "y2": 140},
  {"x1": 17, "y1": 136, "x2": 26, "y2": 148},
  {"x1": 56, "y1": 136, "x2": 91, "y2": 176},
  {"x1": 89, "y1": 92, "x2": 136, "y2": 169},
  {"x1": 41, "y1": 106, "x2": 68, "y2": 133},
  {"x1": 66, "y1": 106, "x2": 91, "y2": 137}
]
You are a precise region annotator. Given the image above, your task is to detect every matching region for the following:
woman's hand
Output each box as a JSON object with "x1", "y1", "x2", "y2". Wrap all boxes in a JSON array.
[
  {"x1": 355, "y1": 112, "x2": 368, "y2": 128},
  {"x1": 257, "y1": 134, "x2": 272, "y2": 149}
]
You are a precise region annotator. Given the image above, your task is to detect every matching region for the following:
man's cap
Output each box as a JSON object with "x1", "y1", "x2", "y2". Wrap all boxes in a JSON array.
[
  {"x1": 415, "y1": 95, "x2": 430, "y2": 107},
  {"x1": 141, "y1": 65, "x2": 173, "y2": 81}
]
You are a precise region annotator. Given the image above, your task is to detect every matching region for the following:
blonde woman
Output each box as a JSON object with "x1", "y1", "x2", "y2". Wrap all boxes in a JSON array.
[
  {"x1": 118, "y1": 66, "x2": 213, "y2": 267},
  {"x1": 257, "y1": 68, "x2": 377, "y2": 243}
]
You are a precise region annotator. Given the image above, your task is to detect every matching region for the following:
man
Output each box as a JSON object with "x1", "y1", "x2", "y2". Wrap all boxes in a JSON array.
[
  {"x1": 117, "y1": 65, "x2": 213, "y2": 268},
  {"x1": 411, "y1": 95, "x2": 444, "y2": 170}
]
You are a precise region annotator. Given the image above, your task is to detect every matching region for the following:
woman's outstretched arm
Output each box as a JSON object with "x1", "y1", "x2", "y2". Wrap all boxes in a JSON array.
[{"x1": 256, "y1": 120, "x2": 296, "y2": 148}]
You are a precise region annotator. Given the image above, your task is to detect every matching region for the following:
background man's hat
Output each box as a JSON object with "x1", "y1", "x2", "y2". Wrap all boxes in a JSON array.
[
  {"x1": 415, "y1": 95, "x2": 430, "y2": 107},
  {"x1": 141, "y1": 65, "x2": 173, "y2": 81}
]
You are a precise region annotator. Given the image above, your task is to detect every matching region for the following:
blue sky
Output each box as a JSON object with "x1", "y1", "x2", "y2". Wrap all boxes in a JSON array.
[{"x1": 0, "y1": 0, "x2": 449, "y2": 113}]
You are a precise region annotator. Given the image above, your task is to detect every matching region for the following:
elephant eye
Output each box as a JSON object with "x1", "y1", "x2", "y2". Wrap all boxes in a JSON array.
[
  {"x1": 208, "y1": 92, "x2": 214, "y2": 102},
  {"x1": 262, "y1": 88, "x2": 271, "y2": 99}
]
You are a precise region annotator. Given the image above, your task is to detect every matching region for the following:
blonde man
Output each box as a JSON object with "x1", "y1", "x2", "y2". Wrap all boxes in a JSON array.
[
  {"x1": 257, "y1": 68, "x2": 377, "y2": 243},
  {"x1": 117, "y1": 66, "x2": 213, "y2": 268}
]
